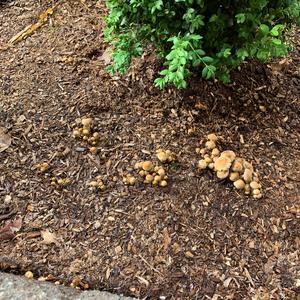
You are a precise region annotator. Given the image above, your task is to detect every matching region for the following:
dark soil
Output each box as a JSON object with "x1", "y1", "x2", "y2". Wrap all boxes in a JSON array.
[{"x1": 0, "y1": 1, "x2": 299, "y2": 299}]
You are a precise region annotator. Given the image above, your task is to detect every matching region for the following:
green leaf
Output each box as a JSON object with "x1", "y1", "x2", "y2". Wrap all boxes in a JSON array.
[
  {"x1": 260, "y1": 24, "x2": 270, "y2": 35},
  {"x1": 202, "y1": 56, "x2": 214, "y2": 63},
  {"x1": 235, "y1": 13, "x2": 246, "y2": 24},
  {"x1": 272, "y1": 38, "x2": 282, "y2": 45}
]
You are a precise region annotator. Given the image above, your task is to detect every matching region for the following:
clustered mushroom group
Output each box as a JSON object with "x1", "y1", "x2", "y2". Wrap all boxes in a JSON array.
[
  {"x1": 156, "y1": 149, "x2": 176, "y2": 163},
  {"x1": 72, "y1": 117, "x2": 99, "y2": 155},
  {"x1": 133, "y1": 160, "x2": 168, "y2": 187},
  {"x1": 197, "y1": 134, "x2": 262, "y2": 199},
  {"x1": 87, "y1": 175, "x2": 106, "y2": 190}
]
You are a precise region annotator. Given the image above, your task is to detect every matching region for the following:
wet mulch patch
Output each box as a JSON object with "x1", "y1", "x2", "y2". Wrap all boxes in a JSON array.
[{"x1": 0, "y1": 1, "x2": 299, "y2": 299}]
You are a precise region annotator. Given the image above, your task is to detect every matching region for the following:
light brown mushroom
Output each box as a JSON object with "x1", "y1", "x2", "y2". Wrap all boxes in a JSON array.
[
  {"x1": 220, "y1": 150, "x2": 236, "y2": 162},
  {"x1": 81, "y1": 118, "x2": 93, "y2": 127},
  {"x1": 243, "y1": 168, "x2": 253, "y2": 183},
  {"x1": 243, "y1": 160, "x2": 254, "y2": 172},
  {"x1": 253, "y1": 193, "x2": 262, "y2": 199},
  {"x1": 211, "y1": 148, "x2": 220, "y2": 157},
  {"x1": 205, "y1": 140, "x2": 216, "y2": 150},
  {"x1": 207, "y1": 133, "x2": 218, "y2": 142},
  {"x1": 252, "y1": 189, "x2": 261, "y2": 196},
  {"x1": 234, "y1": 179, "x2": 246, "y2": 190},
  {"x1": 244, "y1": 184, "x2": 251, "y2": 195},
  {"x1": 250, "y1": 181, "x2": 261, "y2": 189},
  {"x1": 145, "y1": 174, "x2": 154, "y2": 183},
  {"x1": 156, "y1": 151, "x2": 168, "y2": 163},
  {"x1": 198, "y1": 160, "x2": 207, "y2": 170},
  {"x1": 214, "y1": 156, "x2": 232, "y2": 171},
  {"x1": 157, "y1": 168, "x2": 166, "y2": 177},
  {"x1": 229, "y1": 172, "x2": 239, "y2": 181},
  {"x1": 208, "y1": 163, "x2": 215, "y2": 169},
  {"x1": 160, "y1": 180, "x2": 168, "y2": 187},
  {"x1": 217, "y1": 170, "x2": 229, "y2": 179},
  {"x1": 142, "y1": 161, "x2": 153, "y2": 171},
  {"x1": 204, "y1": 155, "x2": 212, "y2": 163}
]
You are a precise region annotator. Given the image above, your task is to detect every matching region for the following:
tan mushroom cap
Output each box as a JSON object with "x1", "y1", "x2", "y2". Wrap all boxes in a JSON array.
[
  {"x1": 204, "y1": 156, "x2": 212, "y2": 163},
  {"x1": 229, "y1": 172, "x2": 239, "y2": 181},
  {"x1": 208, "y1": 162, "x2": 215, "y2": 169},
  {"x1": 234, "y1": 179, "x2": 246, "y2": 190},
  {"x1": 142, "y1": 161, "x2": 153, "y2": 171},
  {"x1": 220, "y1": 150, "x2": 236, "y2": 162},
  {"x1": 81, "y1": 117, "x2": 93, "y2": 127},
  {"x1": 244, "y1": 184, "x2": 251, "y2": 194},
  {"x1": 243, "y1": 160, "x2": 254, "y2": 172},
  {"x1": 205, "y1": 140, "x2": 216, "y2": 150},
  {"x1": 250, "y1": 181, "x2": 261, "y2": 189},
  {"x1": 214, "y1": 156, "x2": 232, "y2": 171},
  {"x1": 231, "y1": 160, "x2": 243, "y2": 173},
  {"x1": 211, "y1": 148, "x2": 220, "y2": 157},
  {"x1": 253, "y1": 193, "x2": 262, "y2": 199},
  {"x1": 198, "y1": 160, "x2": 207, "y2": 170},
  {"x1": 243, "y1": 168, "x2": 253, "y2": 183},
  {"x1": 156, "y1": 151, "x2": 168, "y2": 163},
  {"x1": 207, "y1": 133, "x2": 218, "y2": 142},
  {"x1": 252, "y1": 189, "x2": 261, "y2": 195},
  {"x1": 217, "y1": 170, "x2": 229, "y2": 179}
]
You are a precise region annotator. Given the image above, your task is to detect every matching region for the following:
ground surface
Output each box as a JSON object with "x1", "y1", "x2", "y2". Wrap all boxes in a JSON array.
[{"x1": 0, "y1": 1, "x2": 300, "y2": 299}]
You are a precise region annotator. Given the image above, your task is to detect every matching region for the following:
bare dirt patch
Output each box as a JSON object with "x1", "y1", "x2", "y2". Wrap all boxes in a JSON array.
[{"x1": 0, "y1": 1, "x2": 299, "y2": 299}]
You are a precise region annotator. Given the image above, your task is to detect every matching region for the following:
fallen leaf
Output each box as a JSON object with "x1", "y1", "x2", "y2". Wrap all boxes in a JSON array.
[
  {"x1": 0, "y1": 218, "x2": 22, "y2": 241},
  {"x1": 0, "y1": 127, "x2": 11, "y2": 153},
  {"x1": 41, "y1": 229, "x2": 58, "y2": 245}
]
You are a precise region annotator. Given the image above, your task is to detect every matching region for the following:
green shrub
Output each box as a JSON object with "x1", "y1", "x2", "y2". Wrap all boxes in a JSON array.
[{"x1": 104, "y1": 0, "x2": 300, "y2": 88}]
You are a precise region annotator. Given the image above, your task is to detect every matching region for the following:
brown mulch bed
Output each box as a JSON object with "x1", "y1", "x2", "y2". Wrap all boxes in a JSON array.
[{"x1": 0, "y1": 1, "x2": 299, "y2": 299}]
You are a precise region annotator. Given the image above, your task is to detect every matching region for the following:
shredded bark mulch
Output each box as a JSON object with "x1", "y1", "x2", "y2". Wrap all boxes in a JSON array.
[{"x1": 0, "y1": 1, "x2": 299, "y2": 299}]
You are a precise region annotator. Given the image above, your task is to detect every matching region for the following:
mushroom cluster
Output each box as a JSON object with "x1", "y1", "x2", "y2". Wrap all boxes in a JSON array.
[
  {"x1": 87, "y1": 175, "x2": 105, "y2": 190},
  {"x1": 72, "y1": 117, "x2": 100, "y2": 155},
  {"x1": 156, "y1": 149, "x2": 176, "y2": 163},
  {"x1": 35, "y1": 162, "x2": 49, "y2": 173},
  {"x1": 51, "y1": 177, "x2": 71, "y2": 186},
  {"x1": 197, "y1": 134, "x2": 262, "y2": 199},
  {"x1": 123, "y1": 174, "x2": 137, "y2": 186},
  {"x1": 134, "y1": 160, "x2": 168, "y2": 187}
]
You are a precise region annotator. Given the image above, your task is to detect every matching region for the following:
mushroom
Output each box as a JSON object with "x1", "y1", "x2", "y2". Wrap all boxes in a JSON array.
[
  {"x1": 200, "y1": 148, "x2": 207, "y2": 155},
  {"x1": 198, "y1": 160, "x2": 207, "y2": 170},
  {"x1": 145, "y1": 174, "x2": 154, "y2": 183},
  {"x1": 89, "y1": 147, "x2": 97, "y2": 155},
  {"x1": 204, "y1": 155, "x2": 212, "y2": 163},
  {"x1": 234, "y1": 179, "x2": 246, "y2": 190},
  {"x1": 82, "y1": 128, "x2": 90, "y2": 136},
  {"x1": 220, "y1": 150, "x2": 236, "y2": 162},
  {"x1": 244, "y1": 184, "x2": 251, "y2": 195},
  {"x1": 231, "y1": 158, "x2": 244, "y2": 173},
  {"x1": 217, "y1": 170, "x2": 229, "y2": 179},
  {"x1": 243, "y1": 160, "x2": 254, "y2": 172},
  {"x1": 160, "y1": 180, "x2": 168, "y2": 187},
  {"x1": 142, "y1": 161, "x2": 153, "y2": 171},
  {"x1": 157, "y1": 168, "x2": 166, "y2": 177},
  {"x1": 208, "y1": 163, "x2": 215, "y2": 169},
  {"x1": 156, "y1": 151, "x2": 168, "y2": 163},
  {"x1": 229, "y1": 172, "x2": 239, "y2": 181},
  {"x1": 243, "y1": 168, "x2": 253, "y2": 183},
  {"x1": 73, "y1": 129, "x2": 81, "y2": 138},
  {"x1": 252, "y1": 189, "x2": 261, "y2": 196},
  {"x1": 214, "y1": 156, "x2": 232, "y2": 172},
  {"x1": 250, "y1": 181, "x2": 261, "y2": 189},
  {"x1": 81, "y1": 118, "x2": 93, "y2": 127},
  {"x1": 211, "y1": 148, "x2": 220, "y2": 157},
  {"x1": 253, "y1": 193, "x2": 262, "y2": 199},
  {"x1": 207, "y1": 133, "x2": 218, "y2": 142},
  {"x1": 205, "y1": 140, "x2": 216, "y2": 150}
]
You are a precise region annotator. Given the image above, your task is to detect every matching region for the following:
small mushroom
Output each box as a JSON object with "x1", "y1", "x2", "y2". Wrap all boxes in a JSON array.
[
  {"x1": 142, "y1": 161, "x2": 153, "y2": 171},
  {"x1": 229, "y1": 172, "x2": 239, "y2": 181},
  {"x1": 205, "y1": 140, "x2": 216, "y2": 150},
  {"x1": 253, "y1": 193, "x2": 262, "y2": 199},
  {"x1": 200, "y1": 148, "x2": 207, "y2": 155},
  {"x1": 73, "y1": 129, "x2": 81, "y2": 138},
  {"x1": 89, "y1": 147, "x2": 97, "y2": 155},
  {"x1": 214, "y1": 156, "x2": 232, "y2": 171},
  {"x1": 82, "y1": 128, "x2": 90, "y2": 136},
  {"x1": 160, "y1": 180, "x2": 168, "y2": 187},
  {"x1": 243, "y1": 168, "x2": 253, "y2": 183},
  {"x1": 231, "y1": 160, "x2": 243, "y2": 173},
  {"x1": 81, "y1": 118, "x2": 93, "y2": 127},
  {"x1": 243, "y1": 160, "x2": 254, "y2": 172},
  {"x1": 217, "y1": 170, "x2": 229, "y2": 179},
  {"x1": 145, "y1": 174, "x2": 154, "y2": 183},
  {"x1": 204, "y1": 155, "x2": 212, "y2": 163},
  {"x1": 156, "y1": 151, "x2": 168, "y2": 163},
  {"x1": 198, "y1": 159, "x2": 207, "y2": 170},
  {"x1": 207, "y1": 133, "x2": 218, "y2": 142},
  {"x1": 252, "y1": 189, "x2": 261, "y2": 196},
  {"x1": 157, "y1": 168, "x2": 166, "y2": 177},
  {"x1": 250, "y1": 181, "x2": 261, "y2": 189},
  {"x1": 234, "y1": 179, "x2": 246, "y2": 190},
  {"x1": 208, "y1": 162, "x2": 215, "y2": 169},
  {"x1": 211, "y1": 148, "x2": 220, "y2": 157},
  {"x1": 220, "y1": 150, "x2": 236, "y2": 162},
  {"x1": 244, "y1": 184, "x2": 251, "y2": 195}
]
